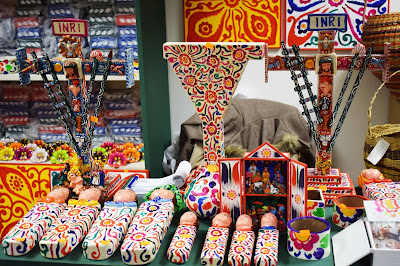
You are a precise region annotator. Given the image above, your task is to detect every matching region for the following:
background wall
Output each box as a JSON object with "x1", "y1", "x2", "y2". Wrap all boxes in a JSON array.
[{"x1": 165, "y1": 0, "x2": 398, "y2": 182}]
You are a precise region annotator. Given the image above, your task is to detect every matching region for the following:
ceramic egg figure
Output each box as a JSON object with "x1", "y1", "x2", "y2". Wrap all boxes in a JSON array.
[{"x1": 185, "y1": 166, "x2": 220, "y2": 219}]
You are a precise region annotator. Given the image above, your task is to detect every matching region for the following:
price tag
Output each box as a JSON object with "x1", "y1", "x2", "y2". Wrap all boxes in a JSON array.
[{"x1": 367, "y1": 138, "x2": 390, "y2": 165}]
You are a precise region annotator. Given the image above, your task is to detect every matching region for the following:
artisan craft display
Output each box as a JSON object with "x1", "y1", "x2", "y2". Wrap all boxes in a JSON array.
[
  {"x1": 200, "y1": 212, "x2": 232, "y2": 266},
  {"x1": 167, "y1": 211, "x2": 199, "y2": 263}
]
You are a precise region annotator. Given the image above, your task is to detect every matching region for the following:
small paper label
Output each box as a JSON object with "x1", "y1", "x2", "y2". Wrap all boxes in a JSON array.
[{"x1": 367, "y1": 138, "x2": 390, "y2": 165}]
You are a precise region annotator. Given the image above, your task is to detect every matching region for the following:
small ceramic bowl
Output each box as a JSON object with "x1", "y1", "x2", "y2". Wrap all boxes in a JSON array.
[
  {"x1": 333, "y1": 195, "x2": 369, "y2": 228},
  {"x1": 287, "y1": 216, "x2": 331, "y2": 260}
]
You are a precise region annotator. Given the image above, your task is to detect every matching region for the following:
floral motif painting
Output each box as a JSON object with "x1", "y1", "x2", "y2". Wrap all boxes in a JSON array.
[
  {"x1": 184, "y1": 0, "x2": 282, "y2": 48},
  {"x1": 285, "y1": 0, "x2": 389, "y2": 49},
  {"x1": 0, "y1": 163, "x2": 63, "y2": 240}
]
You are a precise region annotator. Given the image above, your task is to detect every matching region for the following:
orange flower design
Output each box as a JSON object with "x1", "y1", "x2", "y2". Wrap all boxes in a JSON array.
[
  {"x1": 100, "y1": 219, "x2": 116, "y2": 227},
  {"x1": 140, "y1": 217, "x2": 154, "y2": 225},
  {"x1": 259, "y1": 247, "x2": 271, "y2": 254},
  {"x1": 55, "y1": 224, "x2": 69, "y2": 232},
  {"x1": 173, "y1": 240, "x2": 186, "y2": 248},
  {"x1": 184, "y1": 75, "x2": 197, "y2": 87},
  {"x1": 68, "y1": 209, "x2": 81, "y2": 216},
  {"x1": 205, "y1": 90, "x2": 217, "y2": 104},
  {"x1": 178, "y1": 53, "x2": 192, "y2": 67},
  {"x1": 19, "y1": 223, "x2": 33, "y2": 230},
  {"x1": 223, "y1": 77, "x2": 234, "y2": 89}
]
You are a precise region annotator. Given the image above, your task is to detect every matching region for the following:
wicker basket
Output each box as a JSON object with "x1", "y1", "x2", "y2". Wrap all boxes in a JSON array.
[
  {"x1": 362, "y1": 12, "x2": 400, "y2": 100},
  {"x1": 364, "y1": 71, "x2": 400, "y2": 180}
]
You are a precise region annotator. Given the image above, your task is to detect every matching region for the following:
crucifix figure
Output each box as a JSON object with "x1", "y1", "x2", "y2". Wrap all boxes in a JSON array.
[{"x1": 272, "y1": 13, "x2": 390, "y2": 180}]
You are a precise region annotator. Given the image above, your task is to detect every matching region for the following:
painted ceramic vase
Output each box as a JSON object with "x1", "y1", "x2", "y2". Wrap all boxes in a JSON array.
[
  {"x1": 2, "y1": 199, "x2": 65, "y2": 256},
  {"x1": 254, "y1": 229, "x2": 279, "y2": 266},
  {"x1": 306, "y1": 189, "x2": 325, "y2": 219},
  {"x1": 185, "y1": 167, "x2": 220, "y2": 219},
  {"x1": 287, "y1": 216, "x2": 331, "y2": 260},
  {"x1": 120, "y1": 199, "x2": 174, "y2": 265},
  {"x1": 39, "y1": 199, "x2": 101, "y2": 259},
  {"x1": 82, "y1": 201, "x2": 138, "y2": 260},
  {"x1": 228, "y1": 230, "x2": 255, "y2": 266},
  {"x1": 332, "y1": 195, "x2": 368, "y2": 228}
]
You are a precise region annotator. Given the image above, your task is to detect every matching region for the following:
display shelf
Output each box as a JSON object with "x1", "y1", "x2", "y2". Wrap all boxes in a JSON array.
[
  {"x1": 0, "y1": 74, "x2": 140, "y2": 82},
  {"x1": 0, "y1": 206, "x2": 369, "y2": 266}
]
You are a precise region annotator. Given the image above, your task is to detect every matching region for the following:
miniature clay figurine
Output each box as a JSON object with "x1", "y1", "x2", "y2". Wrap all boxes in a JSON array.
[
  {"x1": 82, "y1": 189, "x2": 138, "y2": 260},
  {"x1": 228, "y1": 214, "x2": 256, "y2": 266},
  {"x1": 254, "y1": 213, "x2": 279, "y2": 266},
  {"x1": 2, "y1": 197, "x2": 66, "y2": 256},
  {"x1": 121, "y1": 185, "x2": 183, "y2": 265},
  {"x1": 200, "y1": 212, "x2": 232, "y2": 266},
  {"x1": 167, "y1": 211, "x2": 200, "y2": 263},
  {"x1": 55, "y1": 162, "x2": 70, "y2": 188},
  {"x1": 90, "y1": 160, "x2": 105, "y2": 187}
]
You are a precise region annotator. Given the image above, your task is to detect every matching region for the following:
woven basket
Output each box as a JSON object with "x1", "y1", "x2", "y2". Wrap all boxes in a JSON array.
[
  {"x1": 364, "y1": 71, "x2": 400, "y2": 180},
  {"x1": 362, "y1": 12, "x2": 400, "y2": 100}
]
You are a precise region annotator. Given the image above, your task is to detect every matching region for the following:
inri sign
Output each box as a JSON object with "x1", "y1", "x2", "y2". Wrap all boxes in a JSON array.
[{"x1": 52, "y1": 19, "x2": 88, "y2": 37}]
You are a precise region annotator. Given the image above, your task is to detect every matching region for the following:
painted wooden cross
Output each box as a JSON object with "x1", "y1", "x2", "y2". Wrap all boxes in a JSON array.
[
  {"x1": 267, "y1": 13, "x2": 390, "y2": 178},
  {"x1": 163, "y1": 42, "x2": 265, "y2": 166}
]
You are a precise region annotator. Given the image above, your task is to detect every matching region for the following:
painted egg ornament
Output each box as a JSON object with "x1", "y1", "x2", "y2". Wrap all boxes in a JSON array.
[{"x1": 185, "y1": 165, "x2": 220, "y2": 219}]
